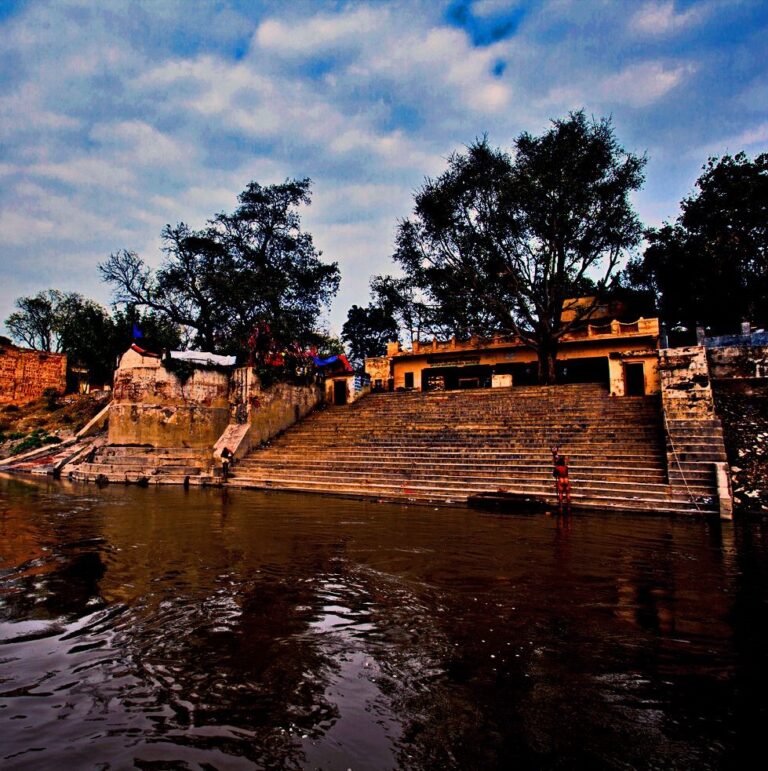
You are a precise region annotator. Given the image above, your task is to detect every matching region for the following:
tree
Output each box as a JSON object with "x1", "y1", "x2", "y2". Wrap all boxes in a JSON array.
[
  {"x1": 628, "y1": 152, "x2": 768, "y2": 333},
  {"x1": 100, "y1": 178, "x2": 340, "y2": 357},
  {"x1": 341, "y1": 304, "x2": 399, "y2": 367},
  {"x1": 390, "y1": 112, "x2": 646, "y2": 383},
  {"x1": 4, "y1": 291, "x2": 182, "y2": 386},
  {"x1": 5, "y1": 290, "x2": 67, "y2": 351}
]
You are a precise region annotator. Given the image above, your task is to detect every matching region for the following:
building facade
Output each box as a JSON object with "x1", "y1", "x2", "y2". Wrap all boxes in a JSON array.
[{"x1": 366, "y1": 318, "x2": 661, "y2": 397}]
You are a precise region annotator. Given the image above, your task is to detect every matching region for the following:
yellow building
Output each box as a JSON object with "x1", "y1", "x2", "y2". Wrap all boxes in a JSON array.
[{"x1": 366, "y1": 316, "x2": 661, "y2": 397}]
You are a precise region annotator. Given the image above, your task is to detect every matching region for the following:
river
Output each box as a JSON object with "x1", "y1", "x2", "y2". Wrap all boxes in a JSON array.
[{"x1": 1, "y1": 473, "x2": 767, "y2": 769}]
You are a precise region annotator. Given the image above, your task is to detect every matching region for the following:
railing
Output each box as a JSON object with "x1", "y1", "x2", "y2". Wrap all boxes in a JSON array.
[{"x1": 398, "y1": 318, "x2": 659, "y2": 357}]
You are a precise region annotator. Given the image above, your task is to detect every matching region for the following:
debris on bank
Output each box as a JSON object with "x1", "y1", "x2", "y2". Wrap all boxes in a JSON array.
[
  {"x1": 713, "y1": 382, "x2": 768, "y2": 515},
  {"x1": 0, "y1": 391, "x2": 109, "y2": 462}
]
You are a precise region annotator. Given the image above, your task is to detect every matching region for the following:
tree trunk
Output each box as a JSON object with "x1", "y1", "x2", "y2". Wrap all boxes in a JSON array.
[{"x1": 537, "y1": 340, "x2": 558, "y2": 385}]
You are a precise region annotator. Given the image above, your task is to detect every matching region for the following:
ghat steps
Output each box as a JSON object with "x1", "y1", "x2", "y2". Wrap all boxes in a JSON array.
[
  {"x1": 231, "y1": 384, "x2": 721, "y2": 514},
  {"x1": 67, "y1": 445, "x2": 214, "y2": 485}
]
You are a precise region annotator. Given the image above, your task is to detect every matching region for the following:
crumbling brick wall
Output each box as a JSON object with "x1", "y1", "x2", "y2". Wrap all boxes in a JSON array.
[{"x1": 0, "y1": 342, "x2": 67, "y2": 404}]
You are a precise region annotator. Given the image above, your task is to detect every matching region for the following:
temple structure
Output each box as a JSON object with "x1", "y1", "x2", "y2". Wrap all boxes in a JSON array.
[{"x1": 366, "y1": 302, "x2": 661, "y2": 397}]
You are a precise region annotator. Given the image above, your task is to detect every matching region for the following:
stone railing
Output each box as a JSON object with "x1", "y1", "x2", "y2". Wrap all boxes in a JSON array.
[{"x1": 397, "y1": 318, "x2": 659, "y2": 357}]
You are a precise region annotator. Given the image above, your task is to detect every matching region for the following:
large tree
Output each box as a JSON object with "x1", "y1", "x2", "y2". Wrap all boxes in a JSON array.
[
  {"x1": 5, "y1": 290, "x2": 67, "y2": 352},
  {"x1": 341, "y1": 303, "x2": 399, "y2": 367},
  {"x1": 390, "y1": 112, "x2": 646, "y2": 383},
  {"x1": 100, "y1": 178, "x2": 340, "y2": 357},
  {"x1": 628, "y1": 152, "x2": 768, "y2": 333}
]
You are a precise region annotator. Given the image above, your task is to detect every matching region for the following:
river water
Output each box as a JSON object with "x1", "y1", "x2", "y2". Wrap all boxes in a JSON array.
[{"x1": 1, "y1": 474, "x2": 767, "y2": 769}]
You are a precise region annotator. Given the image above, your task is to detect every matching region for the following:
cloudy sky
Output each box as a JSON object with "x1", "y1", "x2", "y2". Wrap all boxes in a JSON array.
[{"x1": 1, "y1": 0, "x2": 767, "y2": 338}]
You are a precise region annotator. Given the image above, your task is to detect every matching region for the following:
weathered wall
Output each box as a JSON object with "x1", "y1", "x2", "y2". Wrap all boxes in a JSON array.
[
  {"x1": 213, "y1": 374, "x2": 323, "y2": 469},
  {"x1": 707, "y1": 345, "x2": 768, "y2": 380},
  {"x1": 365, "y1": 356, "x2": 391, "y2": 388},
  {"x1": 659, "y1": 346, "x2": 732, "y2": 518},
  {"x1": 109, "y1": 350, "x2": 230, "y2": 447},
  {"x1": 658, "y1": 346, "x2": 715, "y2": 418},
  {"x1": 248, "y1": 380, "x2": 322, "y2": 446},
  {"x1": 0, "y1": 343, "x2": 67, "y2": 404}
]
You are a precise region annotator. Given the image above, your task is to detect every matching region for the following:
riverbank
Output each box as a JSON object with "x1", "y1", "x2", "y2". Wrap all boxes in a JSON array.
[
  {"x1": 0, "y1": 391, "x2": 108, "y2": 459},
  {"x1": 713, "y1": 380, "x2": 768, "y2": 515}
]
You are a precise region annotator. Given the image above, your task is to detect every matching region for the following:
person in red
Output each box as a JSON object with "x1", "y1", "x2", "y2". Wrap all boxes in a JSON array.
[{"x1": 551, "y1": 446, "x2": 572, "y2": 510}]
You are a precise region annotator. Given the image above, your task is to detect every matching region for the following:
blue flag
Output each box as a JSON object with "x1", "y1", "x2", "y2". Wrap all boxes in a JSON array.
[{"x1": 132, "y1": 323, "x2": 143, "y2": 339}]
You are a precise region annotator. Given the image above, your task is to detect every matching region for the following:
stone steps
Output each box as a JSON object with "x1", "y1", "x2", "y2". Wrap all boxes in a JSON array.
[
  {"x1": 233, "y1": 384, "x2": 715, "y2": 512},
  {"x1": 231, "y1": 466, "x2": 711, "y2": 496},
  {"x1": 68, "y1": 444, "x2": 213, "y2": 484},
  {"x1": 227, "y1": 477, "x2": 717, "y2": 515},
  {"x1": 236, "y1": 459, "x2": 668, "y2": 480}
]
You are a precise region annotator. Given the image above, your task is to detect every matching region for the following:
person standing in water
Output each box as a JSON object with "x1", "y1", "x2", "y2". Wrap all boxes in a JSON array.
[{"x1": 551, "y1": 446, "x2": 572, "y2": 511}]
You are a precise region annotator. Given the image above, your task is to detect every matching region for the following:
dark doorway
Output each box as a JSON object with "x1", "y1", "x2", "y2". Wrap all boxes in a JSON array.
[
  {"x1": 507, "y1": 362, "x2": 538, "y2": 386},
  {"x1": 557, "y1": 356, "x2": 609, "y2": 386},
  {"x1": 404, "y1": 372, "x2": 414, "y2": 389},
  {"x1": 625, "y1": 363, "x2": 645, "y2": 396},
  {"x1": 422, "y1": 365, "x2": 492, "y2": 391},
  {"x1": 333, "y1": 379, "x2": 348, "y2": 405}
]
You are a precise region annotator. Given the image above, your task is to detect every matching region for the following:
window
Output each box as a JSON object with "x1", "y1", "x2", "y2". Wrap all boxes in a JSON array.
[{"x1": 404, "y1": 372, "x2": 414, "y2": 389}]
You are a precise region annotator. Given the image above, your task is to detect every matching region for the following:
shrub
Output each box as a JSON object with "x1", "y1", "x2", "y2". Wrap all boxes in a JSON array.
[{"x1": 9, "y1": 432, "x2": 62, "y2": 456}]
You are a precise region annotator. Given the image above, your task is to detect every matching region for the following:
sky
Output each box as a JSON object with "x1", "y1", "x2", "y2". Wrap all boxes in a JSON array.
[{"x1": 1, "y1": 0, "x2": 767, "y2": 340}]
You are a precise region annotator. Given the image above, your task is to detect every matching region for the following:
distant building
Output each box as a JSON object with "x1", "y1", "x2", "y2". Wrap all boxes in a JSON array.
[
  {"x1": 365, "y1": 301, "x2": 661, "y2": 397},
  {"x1": 0, "y1": 338, "x2": 67, "y2": 404}
]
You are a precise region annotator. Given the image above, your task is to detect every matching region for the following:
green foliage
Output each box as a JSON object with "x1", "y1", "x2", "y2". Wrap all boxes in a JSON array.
[
  {"x1": 386, "y1": 112, "x2": 645, "y2": 382},
  {"x1": 9, "y1": 430, "x2": 62, "y2": 456},
  {"x1": 341, "y1": 303, "x2": 399, "y2": 367},
  {"x1": 5, "y1": 291, "x2": 183, "y2": 388},
  {"x1": 628, "y1": 152, "x2": 768, "y2": 332},
  {"x1": 5, "y1": 290, "x2": 68, "y2": 351},
  {"x1": 161, "y1": 358, "x2": 198, "y2": 385},
  {"x1": 100, "y1": 178, "x2": 340, "y2": 359}
]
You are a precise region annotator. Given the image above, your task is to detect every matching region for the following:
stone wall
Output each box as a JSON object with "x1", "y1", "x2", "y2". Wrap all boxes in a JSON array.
[
  {"x1": 247, "y1": 379, "x2": 322, "y2": 446},
  {"x1": 109, "y1": 349, "x2": 230, "y2": 448},
  {"x1": 658, "y1": 346, "x2": 715, "y2": 418},
  {"x1": 0, "y1": 342, "x2": 67, "y2": 404},
  {"x1": 365, "y1": 356, "x2": 391, "y2": 388},
  {"x1": 707, "y1": 345, "x2": 768, "y2": 380}
]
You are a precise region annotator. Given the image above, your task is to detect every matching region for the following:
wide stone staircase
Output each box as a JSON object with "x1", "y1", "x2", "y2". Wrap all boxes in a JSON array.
[
  {"x1": 230, "y1": 384, "x2": 721, "y2": 514},
  {"x1": 68, "y1": 446, "x2": 213, "y2": 485}
]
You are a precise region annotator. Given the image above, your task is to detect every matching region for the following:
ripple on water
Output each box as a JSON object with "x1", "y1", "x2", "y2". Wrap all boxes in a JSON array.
[{"x1": 1, "y1": 479, "x2": 766, "y2": 769}]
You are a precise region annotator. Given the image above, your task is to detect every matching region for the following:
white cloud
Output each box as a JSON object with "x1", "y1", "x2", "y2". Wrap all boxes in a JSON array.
[
  {"x1": 254, "y1": 6, "x2": 379, "y2": 57},
  {"x1": 630, "y1": 1, "x2": 707, "y2": 36},
  {"x1": 692, "y1": 121, "x2": 768, "y2": 158},
  {"x1": 27, "y1": 158, "x2": 136, "y2": 190},
  {"x1": 599, "y1": 61, "x2": 695, "y2": 107},
  {"x1": 89, "y1": 121, "x2": 190, "y2": 168}
]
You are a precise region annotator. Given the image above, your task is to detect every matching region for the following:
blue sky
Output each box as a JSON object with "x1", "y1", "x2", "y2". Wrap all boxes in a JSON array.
[{"x1": 1, "y1": 0, "x2": 767, "y2": 339}]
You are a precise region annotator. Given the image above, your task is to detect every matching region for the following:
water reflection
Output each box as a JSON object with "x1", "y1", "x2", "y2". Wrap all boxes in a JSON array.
[{"x1": 1, "y1": 473, "x2": 767, "y2": 769}]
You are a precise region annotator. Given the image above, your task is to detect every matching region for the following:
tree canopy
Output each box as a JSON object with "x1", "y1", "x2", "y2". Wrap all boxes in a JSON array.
[
  {"x1": 4, "y1": 291, "x2": 180, "y2": 385},
  {"x1": 384, "y1": 112, "x2": 646, "y2": 382},
  {"x1": 628, "y1": 152, "x2": 768, "y2": 333},
  {"x1": 100, "y1": 178, "x2": 340, "y2": 358},
  {"x1": 341, "y1": 303, "x2": 399, "y2": 368}
]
